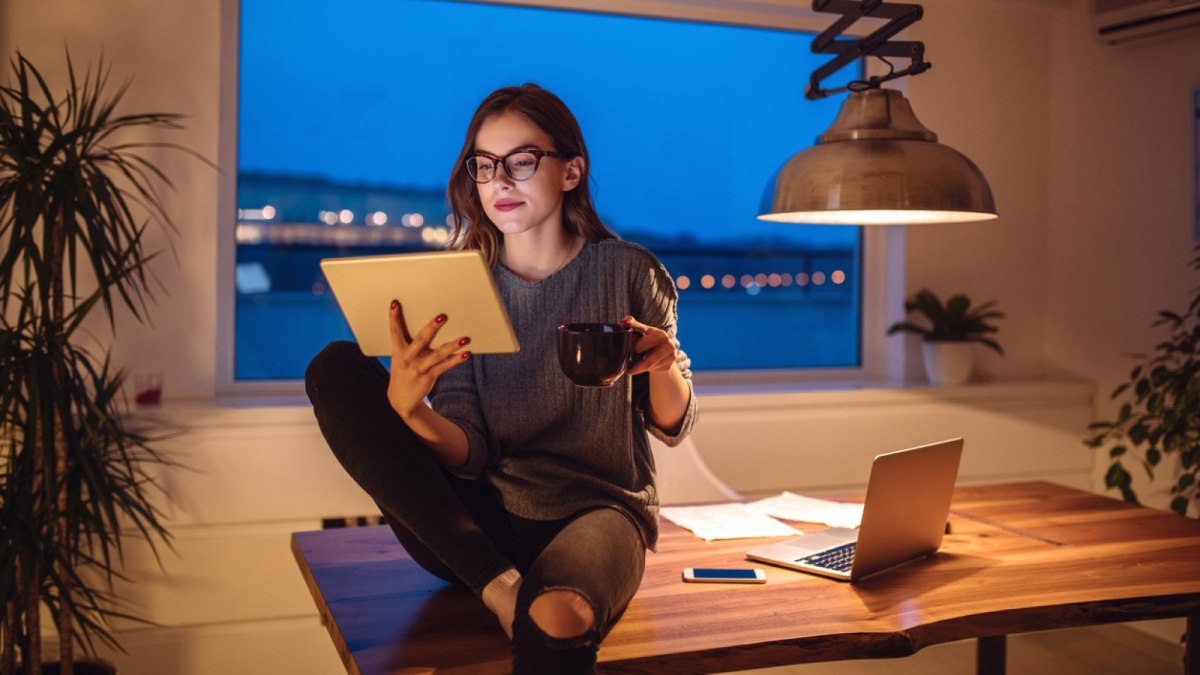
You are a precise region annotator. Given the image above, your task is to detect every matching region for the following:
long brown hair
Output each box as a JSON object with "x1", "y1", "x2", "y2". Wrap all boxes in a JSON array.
[{"x1": 446, "y1": 84, "x2": 615, "y2": 265}]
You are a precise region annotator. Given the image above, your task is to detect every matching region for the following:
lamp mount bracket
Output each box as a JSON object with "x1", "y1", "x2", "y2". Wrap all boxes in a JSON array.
[{"x1": 806, "y1": 0, "x2": 931, "y2": 100}]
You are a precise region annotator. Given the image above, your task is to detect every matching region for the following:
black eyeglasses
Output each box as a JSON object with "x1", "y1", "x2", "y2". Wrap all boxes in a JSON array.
[{"x1": 465, "y1": 149, "x2": 568, "y2": 183}]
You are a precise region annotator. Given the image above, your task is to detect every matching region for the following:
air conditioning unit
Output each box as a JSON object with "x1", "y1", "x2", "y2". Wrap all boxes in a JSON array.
[{"x1": 1093, "y1": 0, "x2": 1200, "y2": 44}]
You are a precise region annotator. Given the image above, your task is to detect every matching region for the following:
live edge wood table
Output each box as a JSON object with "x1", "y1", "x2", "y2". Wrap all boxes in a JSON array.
[{"x1": 292, "y1": 482, "x2": 1200, "y2": 674}]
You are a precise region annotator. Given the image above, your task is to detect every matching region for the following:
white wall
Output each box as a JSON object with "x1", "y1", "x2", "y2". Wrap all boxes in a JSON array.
[
  {"x1": 3, "y1": 0, "x2": 224, "y2": 398},
  {"x1": 1045, "y1": 3, "x2": 1200, "y2": 508},
  {"x1": 908, "y1": 0, "x2": 1058, "y2": 381}
]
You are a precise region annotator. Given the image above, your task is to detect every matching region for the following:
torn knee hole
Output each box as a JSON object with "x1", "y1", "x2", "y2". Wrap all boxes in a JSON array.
[{"x1": 528, "y1": 589, "x2": 595, "y2": 639}]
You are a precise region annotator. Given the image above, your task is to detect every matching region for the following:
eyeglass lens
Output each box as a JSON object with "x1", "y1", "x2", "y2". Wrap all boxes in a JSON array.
[{"x1": 467, "y1": 152, "x2": 540, "y2": 183}]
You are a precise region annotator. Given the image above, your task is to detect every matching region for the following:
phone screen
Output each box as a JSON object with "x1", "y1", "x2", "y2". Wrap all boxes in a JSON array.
[{"x1": 691, "y1": 568, "x2": 759, "y2": 579}]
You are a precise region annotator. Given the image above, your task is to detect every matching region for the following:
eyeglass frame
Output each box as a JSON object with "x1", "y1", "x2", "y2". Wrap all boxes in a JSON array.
[{"x1": 464, "y1": 148, "x2": 574, "y2": 183}]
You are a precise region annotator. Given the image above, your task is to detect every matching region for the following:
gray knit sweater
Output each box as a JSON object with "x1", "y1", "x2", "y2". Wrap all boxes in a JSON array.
[{"x1": 429, "y1": 238, "x2": 698, "y2": 549}]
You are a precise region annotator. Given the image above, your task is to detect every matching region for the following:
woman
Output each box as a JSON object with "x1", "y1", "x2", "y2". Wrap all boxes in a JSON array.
[{"x1": 305, "y1": 83, "x2": 697, "y2": 673}]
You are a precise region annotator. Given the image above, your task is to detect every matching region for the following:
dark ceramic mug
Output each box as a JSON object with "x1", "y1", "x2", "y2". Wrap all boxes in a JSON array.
[{"x1": 556, "y1": 323, "x2": 644, "y2": 387}]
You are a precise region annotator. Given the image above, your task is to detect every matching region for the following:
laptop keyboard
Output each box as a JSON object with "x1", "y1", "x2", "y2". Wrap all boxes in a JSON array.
[{"x1": 797, "y1": 542, "x2": 856, "y2": 573}]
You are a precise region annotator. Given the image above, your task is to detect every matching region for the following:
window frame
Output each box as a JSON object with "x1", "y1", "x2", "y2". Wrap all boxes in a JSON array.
[{"x1": 216, "y1": 0, "x2": 904, "y2": 395}]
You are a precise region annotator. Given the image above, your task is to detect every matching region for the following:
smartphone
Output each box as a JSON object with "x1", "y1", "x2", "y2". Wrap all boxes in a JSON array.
[{"x1": 681, "y1": 568, "x2": 767, "y2": 584}]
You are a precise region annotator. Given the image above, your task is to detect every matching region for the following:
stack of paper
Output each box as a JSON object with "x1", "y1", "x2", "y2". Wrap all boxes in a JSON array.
[
  {"x1": 748, "y1": 492, "x2": 865, "y2": 529},
  {"x1": 659, "y1": 503, "x2": 803, "y2": 541}
]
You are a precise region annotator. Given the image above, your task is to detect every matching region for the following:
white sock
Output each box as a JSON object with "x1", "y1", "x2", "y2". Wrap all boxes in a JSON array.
[{"x1": 480, "y1": 568, "x2": 523, "y2": 639}]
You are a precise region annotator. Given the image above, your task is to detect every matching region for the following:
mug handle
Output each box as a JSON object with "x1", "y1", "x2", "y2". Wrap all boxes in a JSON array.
[{"x1": 628, "y1": 329, "x2": 647, "y2": 366}]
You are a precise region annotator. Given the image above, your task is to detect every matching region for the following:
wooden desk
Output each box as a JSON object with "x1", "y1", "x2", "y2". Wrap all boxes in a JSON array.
[{"x1": 292, "y1": 482, "x2": 1200, "y2": 674}]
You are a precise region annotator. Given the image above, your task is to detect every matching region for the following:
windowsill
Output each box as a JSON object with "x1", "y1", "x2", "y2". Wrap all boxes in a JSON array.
[
  {"x1": 695, "y1": 375, "x2": 1096, "y2": 410},
  {"x1": 145, "y1": 376, "x2": 1095, "y2": 427}
]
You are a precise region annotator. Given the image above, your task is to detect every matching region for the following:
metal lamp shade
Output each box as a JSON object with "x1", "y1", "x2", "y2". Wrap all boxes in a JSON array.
[{"x1": 758, "y1": 88, "x2": 997, "y2": 225}]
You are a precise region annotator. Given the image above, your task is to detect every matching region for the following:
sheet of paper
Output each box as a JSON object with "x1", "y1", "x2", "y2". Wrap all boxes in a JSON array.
[
  {"x1": 748, "y1": 492, "x2": 865, "y2": 529},
  {"x1": 659, "y1": 503, "x2": 803, "y2": 541}
]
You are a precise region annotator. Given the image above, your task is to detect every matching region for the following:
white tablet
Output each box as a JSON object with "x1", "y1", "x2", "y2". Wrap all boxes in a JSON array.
[{"x1": 319, "y1": 250, "x2": 519, "y2": 357}]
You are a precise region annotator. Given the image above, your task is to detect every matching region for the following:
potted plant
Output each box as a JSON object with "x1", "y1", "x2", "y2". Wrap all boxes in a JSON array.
[
  {"x1": 886, "y1": 288, "x2": 1005, "y2": 385},
  {"x1": 0, "y1": 53, "x2": 197, "y2": 674},
  {"x1": 1085, "y1": 244, "x2": 1200, "y2": 517}
]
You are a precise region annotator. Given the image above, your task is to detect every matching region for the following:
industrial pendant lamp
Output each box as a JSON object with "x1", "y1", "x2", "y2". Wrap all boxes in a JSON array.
[{"x1": 758, "y1": 0, "x2": 997, "y2": 225}]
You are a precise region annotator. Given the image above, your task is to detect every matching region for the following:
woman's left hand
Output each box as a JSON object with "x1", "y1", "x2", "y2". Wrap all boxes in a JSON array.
[{"x1": 620, "y1": 315, "x2": 677, "y2": 375}]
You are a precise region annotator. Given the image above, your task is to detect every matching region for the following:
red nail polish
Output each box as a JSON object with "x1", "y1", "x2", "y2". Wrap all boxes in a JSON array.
[
  {"x1": 461, "y1": 351, "x2": 471, "y2": 360},
  {"x1": 458, "y1": 337, "x2": 470, "y2": 347},
  {"x1": 436, "y1": 314, "x2": 447, "y2": 324},
  {"x1": 390, "y1": 299, "x2": 399, "y2": 310}
]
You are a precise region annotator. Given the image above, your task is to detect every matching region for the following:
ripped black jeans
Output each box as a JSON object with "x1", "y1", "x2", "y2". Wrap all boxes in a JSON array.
[{"x1": 305, "y1": 341, "x2": 646, "y2": 674}]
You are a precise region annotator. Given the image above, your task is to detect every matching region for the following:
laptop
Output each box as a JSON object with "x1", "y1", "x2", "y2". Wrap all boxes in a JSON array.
[{"x1": 746, "y1": 437, "x2": 963, "y2": 582}]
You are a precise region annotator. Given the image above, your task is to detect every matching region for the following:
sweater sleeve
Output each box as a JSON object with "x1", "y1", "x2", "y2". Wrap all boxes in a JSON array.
[
  {"x1": 629, "y1": 249, "x2": 698, "y2": 446},
  {"x1": 428, "y1": 360, "x2": 493, "y2": 479}
]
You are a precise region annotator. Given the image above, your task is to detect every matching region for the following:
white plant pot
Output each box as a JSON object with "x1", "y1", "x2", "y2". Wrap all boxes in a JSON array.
[{"x1": 921, "y1": 341, "x2": 975, "y2": 386}]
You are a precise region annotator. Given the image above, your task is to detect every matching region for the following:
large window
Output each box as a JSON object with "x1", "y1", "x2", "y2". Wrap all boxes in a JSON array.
[{"x1": 236, "y1": 0, "x2": 861, "y2": 380}]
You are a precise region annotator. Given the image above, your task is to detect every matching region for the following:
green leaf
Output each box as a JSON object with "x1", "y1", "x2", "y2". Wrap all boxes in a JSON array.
[
  {"x1": 1185, "y1": 447, "x2": 1200, "y2": 469},
  {"x1": 886, "y1": 321, "x2": 931, "y2": 338},
  {"x1": 1105, "y1": 462, "x2": 1132, "y2": 489},
  {"x1": 1129, "y1": 424, "x2": 1147, "y2": 445},
  {"x1": 1147, "y1": 447, "x2": 1161, "y2": 467},
  {"x1": 945, "y1": 295, "x2": 970, "y2": 323},
  {"x1": 1109, "y1": 445, "x2": 1127, "y2": 459},
  {"x1": 1170, "y1": 496, "x2": 1189, "y2": 515},
  {"x1": 1178, "y1": 473, "x2": 1195, "y2": 490}
]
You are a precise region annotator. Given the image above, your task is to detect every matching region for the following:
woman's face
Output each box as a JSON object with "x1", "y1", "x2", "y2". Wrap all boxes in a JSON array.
[{"x1": 473, "y1": 111, "x2": 581, "y2": 240}]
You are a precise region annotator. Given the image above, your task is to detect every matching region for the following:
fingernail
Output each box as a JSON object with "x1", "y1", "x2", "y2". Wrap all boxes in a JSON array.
[
  {"x1": 390, "y1": 299, "x2": 399, "y2": 310},
  {"x1": 461, "y1": 351, "x2": 471, "y2": 360},
  {"x1": 458, "y1": 337, "x2": 470, "y2": 347},
  {"x1": 436, "y1": 314, "x2": 447, "y2": 324}
]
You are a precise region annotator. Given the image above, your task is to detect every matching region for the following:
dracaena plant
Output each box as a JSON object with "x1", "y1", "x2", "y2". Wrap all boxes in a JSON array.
[
  {"x1": 0, "y1": 52, "x2": 202, "y2": 675},
  {"x1": 1085, "y1": 244, "x2": 1200, "y2": 517},
  {"x1": 886, "y1": 288, "x2": 1005, "y2": 354}
]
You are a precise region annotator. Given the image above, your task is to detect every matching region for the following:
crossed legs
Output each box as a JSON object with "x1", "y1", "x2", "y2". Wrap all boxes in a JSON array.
[{"x1": 305, "y1": 341, "x2": 646, "y2": 673}]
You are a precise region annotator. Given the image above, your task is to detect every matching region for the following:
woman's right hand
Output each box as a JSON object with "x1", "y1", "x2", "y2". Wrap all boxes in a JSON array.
[{"x1": 386, "y1": 299, "x2": 471, "y2": 420}]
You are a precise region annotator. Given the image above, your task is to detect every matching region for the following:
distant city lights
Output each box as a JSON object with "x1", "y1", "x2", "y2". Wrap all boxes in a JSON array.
[
  {"x1": 235, "y1": 205, "x2": 851, "y2": 290},
  {"x1": 237, "y1": 205, "x2": 276, "y2": 220},
  {"x1": 237, "y1": 223, "x2": 264, "y2": 244},
  {"x1": 672, "y1": 269, "x2": 846, "y2": 292},
  {"x1": 421, "y1": 226, "x2": 451, "y2": 244}
]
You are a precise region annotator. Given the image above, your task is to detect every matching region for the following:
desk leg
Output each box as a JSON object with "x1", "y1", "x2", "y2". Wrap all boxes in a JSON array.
[
  {"x1": 976, "y1": 635, "x2": 1006, "y2": 675},
  {"x1": 1187, "y1": 613, "x2": 1198, "y2": 675}
]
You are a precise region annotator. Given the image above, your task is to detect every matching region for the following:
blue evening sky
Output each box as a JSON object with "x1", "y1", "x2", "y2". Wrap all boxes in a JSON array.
[{"x1": 239, "y1": 0, "x2": 858, "y2": 247}]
